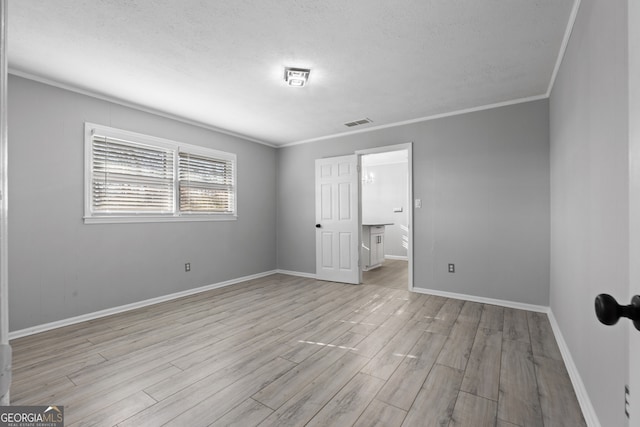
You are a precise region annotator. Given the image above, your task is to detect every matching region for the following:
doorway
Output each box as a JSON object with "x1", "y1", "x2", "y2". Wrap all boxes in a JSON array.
[{"x1": 357, "y1": 144, "x2": 413, "y2": 290}]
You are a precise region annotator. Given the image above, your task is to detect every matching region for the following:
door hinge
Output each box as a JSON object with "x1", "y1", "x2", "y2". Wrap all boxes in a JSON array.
[{"x1": 626, "y1": 385, "x2": 630, "y2": 418}]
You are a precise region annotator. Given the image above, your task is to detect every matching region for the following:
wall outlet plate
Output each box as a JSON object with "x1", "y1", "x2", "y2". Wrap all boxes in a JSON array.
[{"x1": 448, "y1": 264, "x2": 455, "y2": 273}]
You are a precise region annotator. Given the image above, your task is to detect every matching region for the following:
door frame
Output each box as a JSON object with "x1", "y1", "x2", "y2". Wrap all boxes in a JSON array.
[
  {"x1": 356, "y1": 143, "x2": 413, "y2": 289},
  {"x1": 628, "y1": 0, "x2": 640, "y2": 423}
]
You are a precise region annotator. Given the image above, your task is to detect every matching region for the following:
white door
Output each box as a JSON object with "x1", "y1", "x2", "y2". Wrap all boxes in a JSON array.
[
  {"x1": 315, "y1": 155, "x2": 360, "y2": 284},
  {"x1": 630, "y1": 114, "x2": 640, "y2": 427},
  {"x1": 630, "y1": 0, "x2": 640, "y2": 424}
]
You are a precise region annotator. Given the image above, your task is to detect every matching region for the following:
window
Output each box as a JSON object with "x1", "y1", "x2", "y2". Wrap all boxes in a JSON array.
[
  {"x1": 178, "y1": 152, "x2": 234, "y2": 214},
  {"x1": 90, "y1": 135, "x2": 175, "y2": 215},
  {"x1": 84, "y1": 123, "x2": 236, "y2": 223}
]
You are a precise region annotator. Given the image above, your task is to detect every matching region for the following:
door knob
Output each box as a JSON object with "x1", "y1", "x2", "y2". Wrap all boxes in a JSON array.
[
  {"x1": 315, "y1": 224, "x2": 322, "y2": 228},
  {"x1": 595, "y1": 294, "x2": 640, "y2": 331}
]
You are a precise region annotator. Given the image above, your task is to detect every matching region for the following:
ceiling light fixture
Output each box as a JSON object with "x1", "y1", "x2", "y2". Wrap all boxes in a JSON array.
[{"x1": 284, "y1": 67, "x2": 311, "y2": 87}]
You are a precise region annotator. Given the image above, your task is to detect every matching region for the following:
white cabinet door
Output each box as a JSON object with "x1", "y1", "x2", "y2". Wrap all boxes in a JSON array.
[
  {"x1": 315, "y1": 155, "x2": 360, "y2": 284},
  {"x1": 370, "y1": 232, "x2": 380, "y2": 266},
  {"x1": 374, "y1": 232, "x2": 385, "y2": 265},
  {"x1": 363, "y1": 226, "x2": 385, "y2": 271},
  {"x1": 361, "y1": 226, "x2": 372, "y2": 270}
]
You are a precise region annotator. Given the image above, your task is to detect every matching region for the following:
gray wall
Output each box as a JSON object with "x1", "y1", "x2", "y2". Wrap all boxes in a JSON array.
[
  {"x1": 549, "y1": 0, "x2": 629, "y2": 425},
  {"x1": 361, "y1": 161, "x2": 408, "y2": 258},
  {"x1": 8, "y1": 75, "x2": 278, "y2": 332},
  {"x1": 277, "y1": 100, "x2": 550, "y2": 306}
]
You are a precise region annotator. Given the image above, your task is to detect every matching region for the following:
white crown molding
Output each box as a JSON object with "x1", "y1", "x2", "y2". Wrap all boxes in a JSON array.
[
  {"x1": 279, "y1": 0, "x2": 582, "y2": 148},
  {"x1": 546, "y1": 0, "x2": 583, "y2": 97},
  {"x1": 8, "y1": 68, "x2": 277, "y2": 148},
  {"x1": 10, "y1": 0, "x2": 581, "y2": 151},
  {"x1": 282, "y1": 94, "x2": 549, "y2": 148}
]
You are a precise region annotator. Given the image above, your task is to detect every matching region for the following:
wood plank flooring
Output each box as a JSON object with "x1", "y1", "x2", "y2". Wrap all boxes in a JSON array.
[
  {"x1": 362, "y1": 258, "x2": 408, "y2": 289},
  {"x1": 10, "y1": 273, "x2": 586, "y2": 427}
]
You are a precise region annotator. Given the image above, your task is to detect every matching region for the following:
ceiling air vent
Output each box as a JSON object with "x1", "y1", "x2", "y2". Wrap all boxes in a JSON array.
[{"x1": 344, "y1": 118, "x2": 373, "y2": 128}]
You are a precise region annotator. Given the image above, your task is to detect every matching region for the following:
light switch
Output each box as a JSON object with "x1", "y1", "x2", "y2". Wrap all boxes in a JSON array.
[
  {"x1": 415, "y1": 199, "x2": 422, "y2": 208},
  {"x1": 393, "y1": 207, "x2": 403, "y2": 213}
]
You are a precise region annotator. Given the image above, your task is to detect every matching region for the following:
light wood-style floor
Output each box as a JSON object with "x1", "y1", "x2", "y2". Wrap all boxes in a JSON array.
[
  {"x1": 11, "y1": 273, "x2": 586, "y2": 426},
  {"x1": 362, "y1": 259, "x2": 409, "y2": 289}
]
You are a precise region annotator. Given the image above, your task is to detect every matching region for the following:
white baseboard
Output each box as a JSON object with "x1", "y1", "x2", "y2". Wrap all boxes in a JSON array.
[
  {"x1": 411, "y1": 286, "x2": 549, "y2": 313},
  {"x1": 275, "y1": 269, "x2": 317, "y2": 279},
  {"x1": 9, "y1": 268, "x2": 599, "y2": 427},
  {"x1": 412, "y1": 287, "x2": 598, "y2": 426},
  {"x1": 9, "y1": 269, "x2": 278, "y2": 340},
  {"x1": 547, "y1": 310, "x2": 601, "y2": 427},
  {"x1": 384, "y1": 255, "x2": 408, "y2": 261}
]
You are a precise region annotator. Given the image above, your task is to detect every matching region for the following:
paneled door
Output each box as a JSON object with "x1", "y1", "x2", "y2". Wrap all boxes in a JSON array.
[{"x1": 315, "y1": 155, "x2": 360, "y2": 284}]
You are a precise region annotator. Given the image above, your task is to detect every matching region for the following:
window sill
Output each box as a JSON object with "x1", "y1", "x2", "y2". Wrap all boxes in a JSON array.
[{"x1": 84, "y1": 214, "x2": 238, "y2": 224}]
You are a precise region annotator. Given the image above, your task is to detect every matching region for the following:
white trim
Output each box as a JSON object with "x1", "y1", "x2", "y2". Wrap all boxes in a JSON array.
[
  {"x1": 385, "y1": 255, "x2": 408, "y2": 261},
  {"x1": 0, "y1": 0, "x2": 7, "y2": 346},
  {"x1": 283, "y1": 0, "x2": 583, "y2": 149},
  {"x1": 0, "y1": 0, "x2": 9, "y2": 405},
  {"x1": 547, "y1": 309, "x2": 601, "y2": 427},
  {"x1": 355, "y1": 143, "x2": 413, "y2": 157},
  {"x1": 411, "y1": 286, "x2": 549, "y2": 313},
  {"x1": 356, "y1": 143, "x2": 414, "y2": 291},
  {"x1": 8, "y1": 68, "x2": 275, "y2": 148},
  {"x1": 8, "y1": 270, "x2": 277, "y2": 340},
  {"x1": 84, "y1": 122, "x2": 238, "y2": 223},
  {"x1": 283, "y1": 95, "x2": 548, "y2": 147},
  {"x1": 365, "y1": 159, "x2": 407, "y2": 167},
  {"x1": 275, "y1": 269, "x2": 317, "y2": 279},
  {"x1": 276, "y1": 270, "x2": 599, "y2": 425},
  {"x1": 84, "y1": 214, "x2": 238, "y2": 224},
  {"x1": 276, "y1": 271, "x2": 548, "y2": 314},
  {"x1": 546, "y1": 0, "x2": 582, "y2": 96},
  {"x1": 5, "y1": 265, "x2": 599, "y2": 427},
  {"x1": 10, "y1": 67, "x2": 558, "y2": 151},
  {"x1": 412, "y1": 286, "x2": 598, "y2": 426},
  {"x1": 10, "y1": 0, "x2": 581, "y2": 154}
]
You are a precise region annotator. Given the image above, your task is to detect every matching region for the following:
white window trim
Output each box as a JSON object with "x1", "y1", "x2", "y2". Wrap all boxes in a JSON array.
[{"x1": 84, "y1": 123, "x2": 237, "y2": 224}]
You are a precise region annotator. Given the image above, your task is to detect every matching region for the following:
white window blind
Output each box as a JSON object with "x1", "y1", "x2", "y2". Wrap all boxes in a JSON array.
[
  {"x1": 85, "y1": 123, "x2": 237, "y2": 223},
  {"x1": 91, "y1": 136, "x2": 175, "y2": 214},
  {"x1": 178, "y1": 152, "x2": 235, "y2": 214}
]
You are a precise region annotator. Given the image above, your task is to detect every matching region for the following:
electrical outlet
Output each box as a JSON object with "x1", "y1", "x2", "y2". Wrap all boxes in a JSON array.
[
  {"x1": 185, "y1": 263, "x2": 191, "y2": 272},
  {"x1": 448, "y1": 264, "x2": 455, "y2": 273}
]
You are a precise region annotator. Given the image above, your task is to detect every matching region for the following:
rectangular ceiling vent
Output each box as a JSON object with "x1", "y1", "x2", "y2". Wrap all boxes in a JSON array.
[{"x1": 344, "y1": 118, "x2": 373, "y2": 128}]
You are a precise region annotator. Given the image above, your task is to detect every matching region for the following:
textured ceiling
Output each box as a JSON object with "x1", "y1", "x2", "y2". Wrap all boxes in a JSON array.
[{"x1": 7, "y1": 0, "x2": 576, "y2": 146}]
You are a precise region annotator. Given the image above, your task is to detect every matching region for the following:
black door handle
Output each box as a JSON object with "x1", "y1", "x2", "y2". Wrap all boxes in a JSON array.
[
  {"x1": 315, "y1": 224, "x2": 322, "y2": 228},
  {"x1": 595, "y1": 294, "x2": 640, "y2": 331}
]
